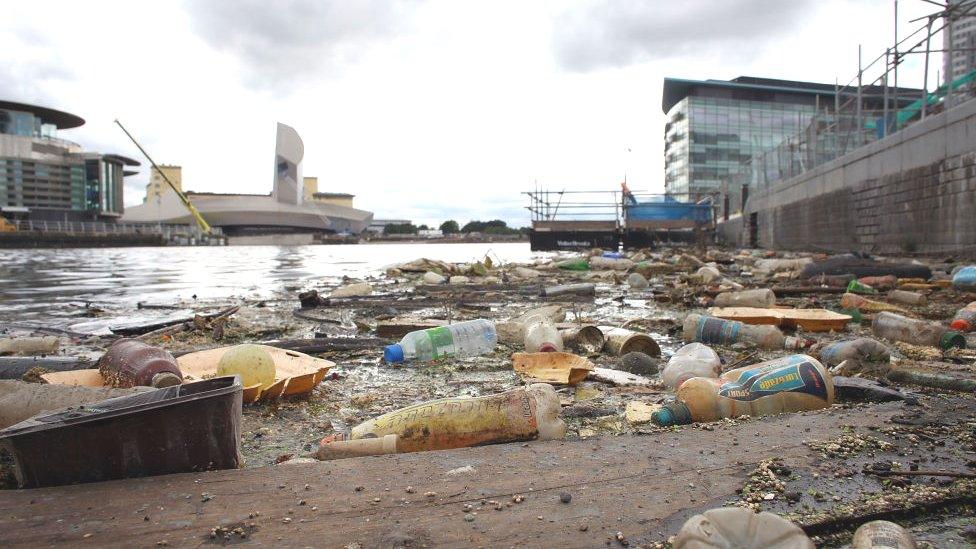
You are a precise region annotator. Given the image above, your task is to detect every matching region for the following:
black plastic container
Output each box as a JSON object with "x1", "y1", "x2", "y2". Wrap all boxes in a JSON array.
[{"x1": 0, "y1": 376, "x2": 242, "y2": 488}]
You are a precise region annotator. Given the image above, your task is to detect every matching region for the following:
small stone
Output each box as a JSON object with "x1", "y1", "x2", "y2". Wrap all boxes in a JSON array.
[
  {"x1": 425, "y1": 491, "x2": 437, "y2": 498},
  {"x1": 579, "y1": 523, "x2": 589, "y2": 532},
  {"x1": 464, "y1": 514, "x2": 475, "y2": 522},
  {"x1": 405, "y1": 486, "x2": 416, "y2": 494},
  {"x1": 559, "y1": 492, "x2": 572, "y2": 504},
  {"x1": 83, "y1": 533, "x2": 93, "y2": 539},
  {"x1": 355, "y1": 486, "x2": 365, "y2": 492},
  {"x1": 627, "y1": 272, "x2": 649, "y2": 289},
  {"x1": 617, "y1": 352, "x2": 658, "y2": 376}
]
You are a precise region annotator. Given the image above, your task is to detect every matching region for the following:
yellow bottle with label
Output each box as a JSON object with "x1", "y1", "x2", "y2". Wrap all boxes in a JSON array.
[
  {"x1": 652, "y1": 355, "x2": 834, "y2": 426},
  {"x1": 316, "y1": 383, "x2": 564, "y2": 459}
]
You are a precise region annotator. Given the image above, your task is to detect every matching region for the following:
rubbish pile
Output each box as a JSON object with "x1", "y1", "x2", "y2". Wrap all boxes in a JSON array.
[{"x1": 1, "y1": 247, "x2": 975, "y2": 546}]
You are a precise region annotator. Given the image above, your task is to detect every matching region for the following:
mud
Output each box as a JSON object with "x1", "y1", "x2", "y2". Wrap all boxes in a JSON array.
[{"x1": 1, "y1": 246, "x2": 974, "y2": 545}]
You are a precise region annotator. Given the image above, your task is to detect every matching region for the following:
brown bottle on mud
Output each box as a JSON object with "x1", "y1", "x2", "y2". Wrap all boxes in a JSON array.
[{"x1": 98, "y1": 338, "x2": 183, "y2": 388}]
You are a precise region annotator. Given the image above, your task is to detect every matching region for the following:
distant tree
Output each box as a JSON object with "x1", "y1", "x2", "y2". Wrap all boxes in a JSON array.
[
  {"x1": 383, "y1": 223, "x2": 418, "y2": 235},
  {"x1": 461, "y1": 219, "x2": 508, "y2": 233},
  {"x1": 418, "y1": 224, "x2": 429, "y2": 230},
  {"x1": 439, "y1": 220, "x2": 460, "y2": 234}
]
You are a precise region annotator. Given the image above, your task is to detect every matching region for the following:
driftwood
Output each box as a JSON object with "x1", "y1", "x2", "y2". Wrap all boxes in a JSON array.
[
  {"x1": 133, "y1": 306, "x2": 241, "y2": 340},
  {"x1": 887, "y1": 369, "x2": 976, "y2": 392},
  {"x1": 0, "y1": 357, "x2": 92, "y2": 379}
]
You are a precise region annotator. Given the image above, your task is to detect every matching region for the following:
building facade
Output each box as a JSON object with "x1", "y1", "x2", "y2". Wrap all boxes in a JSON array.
[
  {"x1": 662, "y1": 76, "x2": 918, "y2": 197},
  {"x1": 145, "y1": 165, "x2": 182, "y2": 203},
  {"x1": 0, "y1": 100, "x2": 138, "y2": 222},
  {"x1": 945, "y1": 0, "x2": 976, "y2": 97}
]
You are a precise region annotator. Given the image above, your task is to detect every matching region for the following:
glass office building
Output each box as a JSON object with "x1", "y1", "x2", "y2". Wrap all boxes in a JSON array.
[
  {"x1": 0, "y1": 100, "x2": 137, "y2": 221},
  {"x1": 663, "y1": 77, "x2": 837, "y2": 197}
]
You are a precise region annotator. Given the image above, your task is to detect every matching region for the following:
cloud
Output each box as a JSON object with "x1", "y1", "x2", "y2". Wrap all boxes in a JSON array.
[
  {"x1": 551, "y1": 0, "x2": 817, "y2": 72},
  {"x1": 182, "y1": 0, "x2": 416, "y2": 93}
]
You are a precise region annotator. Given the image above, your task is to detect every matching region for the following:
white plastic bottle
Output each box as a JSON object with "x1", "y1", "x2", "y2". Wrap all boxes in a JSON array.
[
  {"x1": 713, "y1": 289, "x2": 776, "y2": 308},
  {"x1": 661, "y1": 343, "x2": 722, "y2": 389},
  {"x1": 523, "y1": 314, "x2": 564, "y2": 353},
  {"x1": 383, "y1": 319, "x2": 497, "y2": 363}
]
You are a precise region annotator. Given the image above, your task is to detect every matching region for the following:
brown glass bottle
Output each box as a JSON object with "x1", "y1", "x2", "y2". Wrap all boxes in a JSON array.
[{"x1": 98, "y1": 339, "x2": 183, "y2": 388}]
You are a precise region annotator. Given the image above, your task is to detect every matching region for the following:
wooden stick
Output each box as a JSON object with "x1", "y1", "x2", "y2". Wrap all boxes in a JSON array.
[{"x1": 866, "y1": 469, "x2": 976, "y2": 479}]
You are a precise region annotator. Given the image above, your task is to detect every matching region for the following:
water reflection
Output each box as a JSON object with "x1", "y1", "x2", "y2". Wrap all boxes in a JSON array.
[{"x1": 0, "y1": 242, "x2": 537, "y2": 321}]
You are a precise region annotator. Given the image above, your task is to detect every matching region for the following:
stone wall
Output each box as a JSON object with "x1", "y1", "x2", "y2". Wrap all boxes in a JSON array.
[{"x1": 717, "y1": 97, "x2": 976, "y2": 255}]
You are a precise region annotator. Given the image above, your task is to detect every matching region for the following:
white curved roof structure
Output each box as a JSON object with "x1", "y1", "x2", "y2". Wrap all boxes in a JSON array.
[{"x1": 122, "y1": 122, "x2": 373, "y2": 234}]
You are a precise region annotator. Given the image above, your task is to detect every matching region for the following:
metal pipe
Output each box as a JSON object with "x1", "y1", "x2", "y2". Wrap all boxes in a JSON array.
[
  {"x1": 922, "y1": 18, "x2": 933, "y2": 119},
  {"x1": 947, "y1": 6, "x2": 955, "y2": 110},
  {"x1": 893, "y1": 0, "x2": 899, "y2": 131},
  {"x1": 882, "y1": 49, "x2": 890, "y2": 137},
  {"x1": 857, "y1": 44, "x2": 863, "y2": 146}
]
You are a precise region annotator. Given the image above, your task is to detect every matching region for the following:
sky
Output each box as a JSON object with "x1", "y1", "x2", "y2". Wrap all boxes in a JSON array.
[{"x1": 0, "y1": 0, "x2": 942, "y2": 228}]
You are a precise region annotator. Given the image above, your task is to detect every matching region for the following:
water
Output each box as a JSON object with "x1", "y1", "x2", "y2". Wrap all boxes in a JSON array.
[{"x1": 0, "y1": 242, "x2": 538, "y2": 323}]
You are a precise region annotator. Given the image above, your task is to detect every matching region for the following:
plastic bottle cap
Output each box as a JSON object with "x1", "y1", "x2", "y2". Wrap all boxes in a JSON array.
[
  {"x1": 150, "y1": 372, "x2": 183, "y2": 388},
  {"x1": 651, "y1": 402, "x2": 692, "y2": 427},
  {"x1": 950, "y1": 319, "x2": 971, "y2": 332},
  {"x1": 939, "y1": 331, "x2": 966, "y2": 350},
  {"x1": 384, "y1": 344, "x2": 405, "y2": 363}
]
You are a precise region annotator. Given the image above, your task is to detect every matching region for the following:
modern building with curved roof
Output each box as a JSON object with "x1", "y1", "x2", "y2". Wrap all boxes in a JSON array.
[
  {"x1": 0, "y1": 100, "x2": 138, "y2": 221},
  {"x1": 122, "y1": 123, "x2": 373, "y2": 235}
]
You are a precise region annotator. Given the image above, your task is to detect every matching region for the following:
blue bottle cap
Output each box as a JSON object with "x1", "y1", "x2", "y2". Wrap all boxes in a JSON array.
[{"x1": 384, "y1": 344, "x2": 405, "y2": 363}]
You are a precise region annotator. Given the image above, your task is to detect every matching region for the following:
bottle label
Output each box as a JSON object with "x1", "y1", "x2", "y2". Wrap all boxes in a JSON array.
[
  {"x1": 425, "y1": 326, "x2": 456, "y2": 358},
  {"x1": 696, "y1": 317, "x2": 740, "y2": 345},
  {"x1": 718, "y1": 357, "x2": 828, "y2": 402}
]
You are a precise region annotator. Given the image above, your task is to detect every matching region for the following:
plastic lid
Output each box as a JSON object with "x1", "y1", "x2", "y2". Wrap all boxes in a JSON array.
[
  {"x1": 939, "y1": 331, "x2": 966, "y2": 350},
  {"x1": 949, "y1": 319, "x2": 971, "y2": 332},
  {"x1": 383, "y1": 344, "x2": 405, "y2": 363},
  {"x1": 651, "y1": 402, "x2": 692, "y2": 427}
]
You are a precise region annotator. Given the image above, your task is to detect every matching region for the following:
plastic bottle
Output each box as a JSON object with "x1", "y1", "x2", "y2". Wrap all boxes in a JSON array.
[
  {"x1": 871, "y1": 312, "x2": 965, "y2": 350},
  {"x1": 695, "y1": 266, "x2": 723, "y2": 284},
  {"x1": 952, "y1": 265, "x2": 976, "y2": 290},
  {"x1": 523, "y1": 314, "x2": 564, "y2": 353},
  {"x1": 713, "y1": 289, "x2": 776, "y2": 308},
  {"x1": 851, "y1": 520, "x2": 917, "y2": 549},
  {"x1": 812, "y1": 337, "x2": 890, "y2": 368},
  {"x1": 840, "y1": 293, "x2": 908, "y2": 314},
  {"x1": 384, "y1": 319, "x2": 497, "y2": 363},
  {"x1": 858, "y1": 275, "x2": 897, "y2": 290},
  {"x1": 661, "y1": 343, "x2": 722, "y2": 389},
  {"x1": 673, "y1": 507, "x2": 815, "y2": 549},
  {"x1": 847, "y1": 279, "x2": 878, "y2": 295},
  {"x1": 652, "y1": 355, "x2": 834, "y2": 426},
  {"x1": 950, "y1": 301, "x2": 976, "y2": 332},
  {"x1": 886, "y1": 289, "x2": 926, "y2": 306},
  {"x1": 809, "y1": 273, "x2": 856, "y2": 287},
  {"x1": 0, "y1": 336, "x2": 60, "y2": 356},
  {"x1": 682, "y1": 313, "x2": 785, "y2": 350},
  {"x1": 97, "y1": 338, "x2": 183, "y2": 388},
  {"x1": 316, "y1": 383, "x2": 565, "y2": 458},
  {"x1": 555, "y1": 258, "x2": 589, "y2": 271}
]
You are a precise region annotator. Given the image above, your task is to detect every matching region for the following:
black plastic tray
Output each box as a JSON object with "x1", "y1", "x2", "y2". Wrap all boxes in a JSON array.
[{"x1": 0, "y1": 376, "x2": 242, "y2": 488}]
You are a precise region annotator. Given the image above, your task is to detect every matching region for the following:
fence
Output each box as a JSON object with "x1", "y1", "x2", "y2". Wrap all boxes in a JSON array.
[{"x1": 7, "y1": 219, "x2": 220, "y2": 240}]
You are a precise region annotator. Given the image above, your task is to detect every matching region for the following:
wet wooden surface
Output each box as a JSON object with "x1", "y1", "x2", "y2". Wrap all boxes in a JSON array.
[{"x1": 0, "y1": 404, "x2": 907, "y2": 547}]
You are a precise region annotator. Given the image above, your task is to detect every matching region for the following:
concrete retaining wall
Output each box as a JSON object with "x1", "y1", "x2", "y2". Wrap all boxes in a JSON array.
[{"x1": 718, "y1": 97, "x2": 976, "y2": 254}]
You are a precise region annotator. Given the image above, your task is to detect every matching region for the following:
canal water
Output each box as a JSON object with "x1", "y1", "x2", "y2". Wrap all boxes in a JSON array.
[{"x1": 0, "y1": 242, "x2": 539, "y2": 323}]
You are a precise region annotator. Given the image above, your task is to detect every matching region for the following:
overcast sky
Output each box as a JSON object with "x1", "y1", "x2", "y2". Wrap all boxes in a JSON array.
[{"x1": 1, "y1": 0, "x2": 940, "y2": 227}]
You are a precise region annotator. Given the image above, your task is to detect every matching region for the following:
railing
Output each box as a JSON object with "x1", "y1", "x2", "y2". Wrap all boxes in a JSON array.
[
  {"x1": 524, "y1": 189, "x2": 716, "y2": 229},
  {"x1": 7, "y1": 219, "x2": 221, "y2": 239},
  {"x1": 725, "y1": 0, "x2": 976, "y2": 201}
]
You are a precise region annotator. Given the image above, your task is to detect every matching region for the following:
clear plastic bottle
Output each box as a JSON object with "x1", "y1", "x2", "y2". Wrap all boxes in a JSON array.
[
  {"x1": 950, "y1": 301, "x2": 976, "y2": 332},
  {"x1": 523, "y1": 314, "x2": 564, "y2": 353},
  {"x1": 662, "y1": 342, "x2": 722, "y2": 389},
  {"x1": 674, "y1": 507, "x2": 815, "y2": 549},
  {"x1": 886, "y1": 289, "x2": 926, "y2": 306},
  {"x1": 652, "y1": 354, "x2": 834, "y2": 426},
  {"x1": 682, "y1": 313, "x2": 785, "y2": 350},
  {"x1": 383, "y1": 319, "x2": 497, "y2": 363},
  {"x1": 812, "y1": 337, "x2": 890, "y2": 368},
  {"x1": 871, "y1": 312, "x2": 965, "y2": 350},
  {"x1": 840, "y1": 292, "x2": 907, "y2": 314},
  {"x1": 713, "y1": 289, "x2": 776, "y2": 308},
  {"x1": 851, "y1": 520, "x2": 917, "y2": 549}
]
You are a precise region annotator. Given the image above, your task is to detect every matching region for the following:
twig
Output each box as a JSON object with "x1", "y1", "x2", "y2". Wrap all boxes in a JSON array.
[{"x1": 866, "y1": 469, "x2": 976, "y2": 479}]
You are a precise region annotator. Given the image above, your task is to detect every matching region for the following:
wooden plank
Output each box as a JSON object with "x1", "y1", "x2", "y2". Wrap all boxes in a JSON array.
[
  {"x1": 376, "y1": 319, "x2": 448, "y2": 339},
  {"x1": 708, "y1": 307, "x2": 851, "y2": 332},
  {"x1": 0, "y1": 404, "x2": 910, "y2": 548}
]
